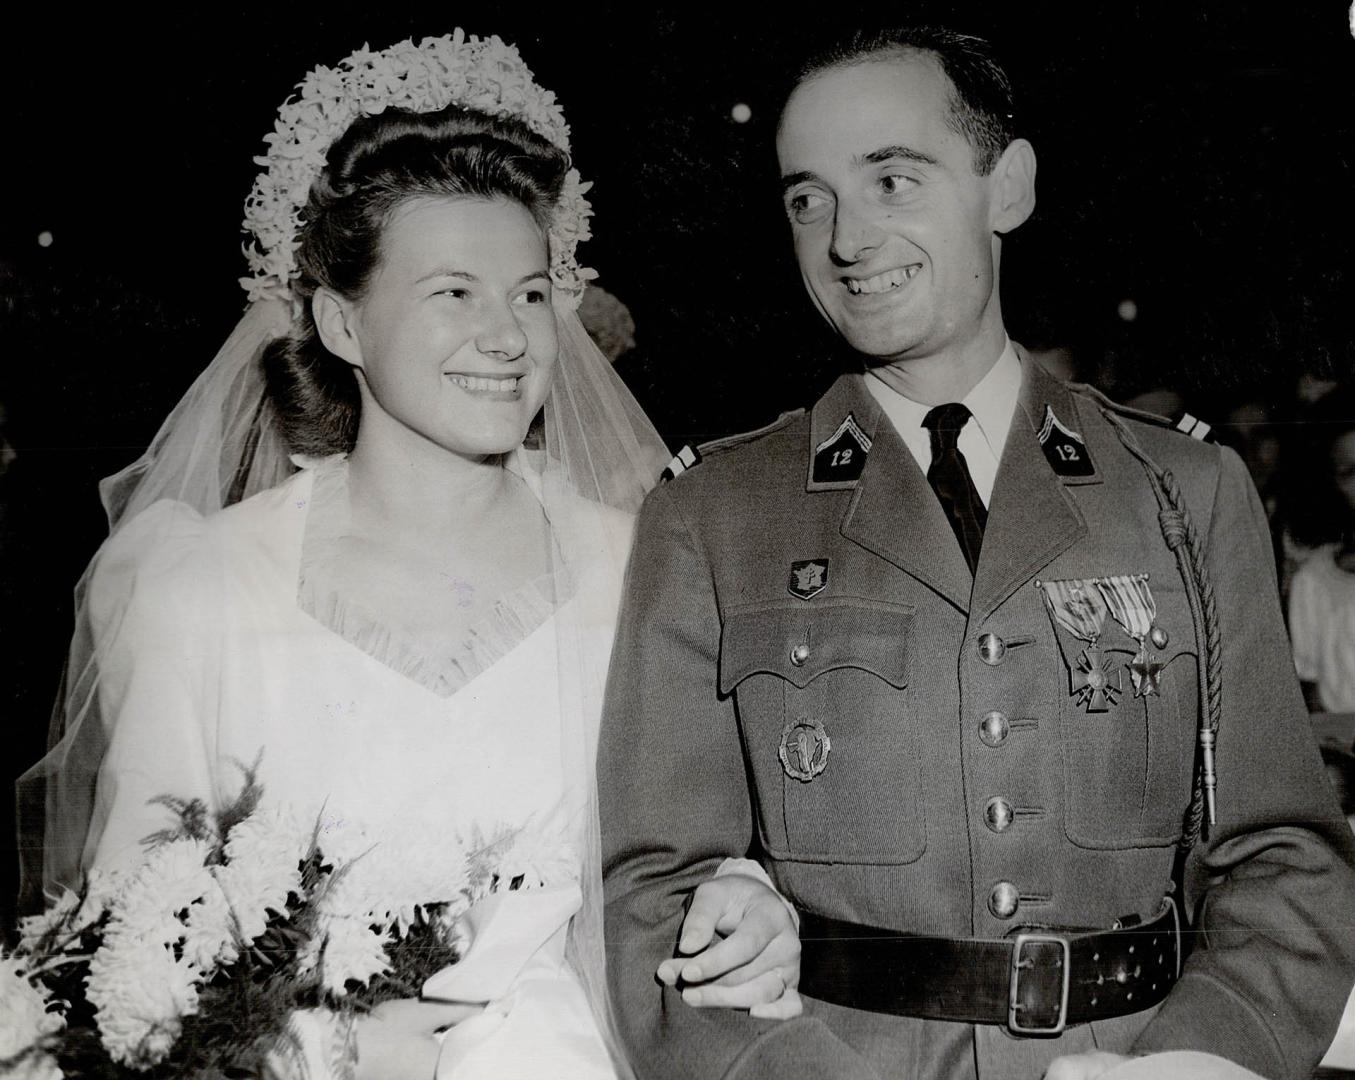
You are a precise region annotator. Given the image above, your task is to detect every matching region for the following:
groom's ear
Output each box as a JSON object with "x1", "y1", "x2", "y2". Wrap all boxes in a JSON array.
[
  {"x1": 312, "y1": 288, "x2": 365, "y2": 369},
  {"x1": 988, "y1": 138, "x2": 1037, "y2": 235}
]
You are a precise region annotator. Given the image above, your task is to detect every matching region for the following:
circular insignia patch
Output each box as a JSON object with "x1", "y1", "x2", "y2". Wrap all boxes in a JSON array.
[{"x1": 779, "y1": 717, "x2": 831, "y2": 782}]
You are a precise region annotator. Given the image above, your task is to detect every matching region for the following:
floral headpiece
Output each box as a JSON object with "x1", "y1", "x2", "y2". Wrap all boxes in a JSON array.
[{"x1": 240, "y1": 31, "x2": 596, "y2": 310}]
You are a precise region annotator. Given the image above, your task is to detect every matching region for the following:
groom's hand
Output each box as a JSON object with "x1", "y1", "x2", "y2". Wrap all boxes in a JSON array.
[{"x1": 657, "y1": 873, "x2": 803, "y2": 1019}]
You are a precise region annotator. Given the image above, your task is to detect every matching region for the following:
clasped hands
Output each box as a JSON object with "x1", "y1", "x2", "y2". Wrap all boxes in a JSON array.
[
  {"x1": 354, "y1": 871, "x2": 802, "y2": 1078},
  {"x1": 656, "y1": 869, "x2": 803, "y2": 1019}
]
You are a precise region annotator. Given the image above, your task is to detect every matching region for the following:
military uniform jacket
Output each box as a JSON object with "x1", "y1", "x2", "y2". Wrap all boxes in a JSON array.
[{"x1": 599, "y1": 359, "x2": 1355, "y2": 1080}]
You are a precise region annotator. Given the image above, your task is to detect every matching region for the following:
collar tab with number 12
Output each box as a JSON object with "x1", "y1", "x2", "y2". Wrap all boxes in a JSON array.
[{"x1": 1039, "y1": 404, "x2": 1095, "y2": 477}]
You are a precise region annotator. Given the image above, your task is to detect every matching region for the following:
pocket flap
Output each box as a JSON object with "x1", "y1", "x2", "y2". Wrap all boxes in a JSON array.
[{"x1": 719, "y1": 600, "x2": 913, "y2": 693}]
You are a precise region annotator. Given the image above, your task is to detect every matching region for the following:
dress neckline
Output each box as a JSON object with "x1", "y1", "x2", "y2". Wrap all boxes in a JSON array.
[{"x1": 293, "y1": 455, "x2": 564, "y2": 699}]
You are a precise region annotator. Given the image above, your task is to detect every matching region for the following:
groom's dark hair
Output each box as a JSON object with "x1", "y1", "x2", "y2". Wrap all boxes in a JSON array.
[{"x1": 784, "y1": 26, "x2": 1017, "y2": 176}]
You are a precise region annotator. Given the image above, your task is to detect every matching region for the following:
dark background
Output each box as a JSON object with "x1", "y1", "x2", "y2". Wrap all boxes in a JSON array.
[{"x1": 3, "y1": 3, "x2": 1353, "y2": 922}]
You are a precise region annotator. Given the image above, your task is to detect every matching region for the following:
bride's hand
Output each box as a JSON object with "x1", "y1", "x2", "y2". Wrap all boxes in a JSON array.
[
  {"x1": 657, "y1": 873, "x2": 802, "y2": 1020},
  {"x1": 354, "y1": 999, "x2": 484, "y2": 1080}
]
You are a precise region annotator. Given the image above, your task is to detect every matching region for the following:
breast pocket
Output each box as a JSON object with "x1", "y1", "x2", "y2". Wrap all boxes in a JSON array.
[
  {"x1": 1060, "y1": 589, "x2": 1200, "y2": 849},
  {"x1": 719, "y1": 599, "x2": 924, "y2": 864}
]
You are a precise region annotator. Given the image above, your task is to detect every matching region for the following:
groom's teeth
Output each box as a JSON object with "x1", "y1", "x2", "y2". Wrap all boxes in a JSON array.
[
  {"x1": 447, "y1": 375, "x2": 520, "y2": 392},
  {"x1": 846, "y1": 266, "x2": 920, "y2": 295}
]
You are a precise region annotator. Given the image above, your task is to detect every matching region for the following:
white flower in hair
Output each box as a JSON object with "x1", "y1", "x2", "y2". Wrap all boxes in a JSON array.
[
  {"x1": 0, "y1": 955, "x2": 64, "y2": 1078},
  {"x1": 241, "y1": 31, "x2": 596, "y2": 308}
]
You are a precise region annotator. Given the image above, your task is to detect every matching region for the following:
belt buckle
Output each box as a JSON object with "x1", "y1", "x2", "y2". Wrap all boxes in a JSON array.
[{"x1": 1008, "y1": 932, "x2": 1071, "y2": 1036}]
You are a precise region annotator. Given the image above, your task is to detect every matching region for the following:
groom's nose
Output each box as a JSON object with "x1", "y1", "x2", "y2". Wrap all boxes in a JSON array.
[{"x1": 830, "y1": 203, "x2": 886, "y2": 266}]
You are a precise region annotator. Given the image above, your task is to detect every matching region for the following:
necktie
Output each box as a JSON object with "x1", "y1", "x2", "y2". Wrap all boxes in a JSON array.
[{"x1": 922, "y1": 402, "x2": 987, "y2": 574}]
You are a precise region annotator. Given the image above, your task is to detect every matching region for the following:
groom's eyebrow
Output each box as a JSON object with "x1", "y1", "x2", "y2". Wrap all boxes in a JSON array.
[
  {"x1": 780, "y1": 145, "x2": 941, "y2": 194},
  {"x1": 859, "y1": 145, "x2": 940, "y2": 167},
  {"x1": 779, "y1": 170, "x2": 820, "y2": 194}
]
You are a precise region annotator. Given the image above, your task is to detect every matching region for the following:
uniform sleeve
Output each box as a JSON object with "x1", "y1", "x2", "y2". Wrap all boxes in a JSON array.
[
  {"x1": 83, "y1": 500, "x2": 223, "y2": 872},
  {"x1": 1130, "y1": 448, "x2": 1355, "y2": 1078},
  {"x1": 599, "y1": 484, "x2": 881, "y2": 1080},
  {"x1": 1286, "y1": 558, "x2": 1322, "y2": 684}
]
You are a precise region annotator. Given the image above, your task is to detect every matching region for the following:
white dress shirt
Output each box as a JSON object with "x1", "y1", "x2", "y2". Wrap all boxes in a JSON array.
[{"x1": 864, "y1": 340, "x2": 1022, "y2": 508}]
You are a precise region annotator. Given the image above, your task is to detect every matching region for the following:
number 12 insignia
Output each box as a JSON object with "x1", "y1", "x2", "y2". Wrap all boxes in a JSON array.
[
  {"x1": 1038, "y1": 405, "x2": 1095, "y2": 478},
  {"x1": 812, "y1": 413, "x2": 873, "y2": 485}
]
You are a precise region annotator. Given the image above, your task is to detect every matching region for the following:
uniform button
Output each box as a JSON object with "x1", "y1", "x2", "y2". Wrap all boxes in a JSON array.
[
  {"x1": 789, "y1": 643, "x2": 810, "y2": 667},
  {"x1": 977, "y1": 633, "x2": 1007, "y2": 666},
  {"x1": 979, "y1": 711, "x2": 1010, "y2": 747},
  {"x1": 1150, "y1": 625, "x2": 1170, "y2": 649},
  {"x1": 988, "y1": 881, "x2": 1020, "y2": 919},
  {"x1": 984, "y1": 797, "x2": 1014, "y2": 833}
]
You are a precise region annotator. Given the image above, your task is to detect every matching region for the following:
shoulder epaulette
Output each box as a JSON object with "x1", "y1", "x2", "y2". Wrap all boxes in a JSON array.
[
  {"x1": 1069, "y1": 384, "x2": 1218, "y2": 443},
  {"x1": 660, "y1": 409, "x2": 806, "y2": 481}
]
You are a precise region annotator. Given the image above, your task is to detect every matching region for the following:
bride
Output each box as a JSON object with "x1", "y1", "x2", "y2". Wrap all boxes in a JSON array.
[{"x1": 20, "y1": 33, "x2": 799, "y2": 1079}]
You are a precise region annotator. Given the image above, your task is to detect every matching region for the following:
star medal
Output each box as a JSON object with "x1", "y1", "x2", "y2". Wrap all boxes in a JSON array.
[
  {"x1": 1097, "y1": 574, "x2": 1161, "y2": 698},
  {"x1": 1074, "y1": 645, "x2": 1122, "y2": 711},
  {"x1": 1039, "y1": 578, "x2": 1114, "y2": 714}
]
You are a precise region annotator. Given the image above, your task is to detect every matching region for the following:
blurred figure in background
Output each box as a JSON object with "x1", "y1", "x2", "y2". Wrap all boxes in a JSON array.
[{"x1": 1283, "y1": 387, "x2": 1355, "y2": 714}]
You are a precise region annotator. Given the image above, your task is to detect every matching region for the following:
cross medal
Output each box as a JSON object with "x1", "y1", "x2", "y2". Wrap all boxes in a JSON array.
[{"x1": 1040, "y1": 579, "x2": 1120, "y2": 713}]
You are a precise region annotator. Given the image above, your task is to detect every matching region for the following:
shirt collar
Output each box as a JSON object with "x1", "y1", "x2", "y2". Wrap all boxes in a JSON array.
[{"x1": 865, "y1": 337, "x2": 1022, "y2": 456}]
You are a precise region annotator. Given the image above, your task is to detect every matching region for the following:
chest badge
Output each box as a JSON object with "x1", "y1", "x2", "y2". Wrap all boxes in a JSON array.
[
  {"x1": 812, "y1": 413, "x2": 872, "y2": 484},
  {"x1": 1038, "y1": 405, "x2": 1095, "y2": 477},
  {"x1": 788, "y1": 559, "x2": 830, "y2": 600},
  {"x1": 779, "y1": 717, "x2": 831, "y2": 782}
]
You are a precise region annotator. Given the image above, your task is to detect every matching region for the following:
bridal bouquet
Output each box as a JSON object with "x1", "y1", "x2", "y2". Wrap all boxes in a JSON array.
[{"x1": 1, "y1": 763, "x2": 570, "y2": 1078}]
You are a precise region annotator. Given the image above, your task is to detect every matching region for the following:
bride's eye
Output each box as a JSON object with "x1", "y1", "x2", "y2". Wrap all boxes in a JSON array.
[
  {"x1": 514, "y1": 287, "x2": 549, "y2": 306},
  {"x1": 435, "y1": 287, "x2": 470, "y2": 299}
]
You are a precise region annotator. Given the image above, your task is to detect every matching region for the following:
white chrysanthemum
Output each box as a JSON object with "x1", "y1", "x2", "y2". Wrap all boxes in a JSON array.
[
  {"x1": 180, "y1": 874, "x2": 237, "y2": 971},
  {"x1": 490, "y1": 821, "x2": 578, "y2": 895},
  {"x1": 240, "y1": 32, "x2": 594, "y2": 308},
  {"x1": 107, "y1": 837, "x2": 217, "y2": 946},
  {"x1": 315, "y1": 822, "x2": 472, "y2": 936},
  {"x1": 0, "y1": 955, "x2": 63, "y2": 1067},
  {"x1": 214, "y1": 804, "x2": 309, "y2": 945},
  {"x1": 16, "y1": 889, "x2": 80, "y2": 955},
  {"x1": 80, "y1": 838, "x2": 218, "y2": 1068},
  {"x1": 316, "y1": 917, "x2": 391, "y2": 997},
  {"x1": 86, "y1": 941, "x2": 199, "y2": 1069}
]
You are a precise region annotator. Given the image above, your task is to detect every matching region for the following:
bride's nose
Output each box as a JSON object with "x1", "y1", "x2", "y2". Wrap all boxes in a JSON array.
[{"x1": 475, "y1": 304, "x2": 529, "y2": 361}]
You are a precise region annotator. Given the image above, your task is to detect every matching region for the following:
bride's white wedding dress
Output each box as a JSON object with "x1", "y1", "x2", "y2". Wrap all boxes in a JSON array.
[{"x1": 86, "y1": 455, "x2": 618, "y2": 1079}]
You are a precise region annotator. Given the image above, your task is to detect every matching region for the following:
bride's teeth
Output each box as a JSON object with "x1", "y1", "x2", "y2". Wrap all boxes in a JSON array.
[{"x1": 447, "y1": 375, "x2": 520, "y2": 392}]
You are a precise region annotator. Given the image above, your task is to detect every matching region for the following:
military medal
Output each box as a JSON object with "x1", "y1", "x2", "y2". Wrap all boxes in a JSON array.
[
  {"x1": 1039, "y1": 578, "x2": 1116, "y2": 713},
  {"x1": 1098, "y1": 574, "x2": 1162, "y2": 698},
  {"x1": 779, "y1": 717, "x2": 831, "y2": 782},
  {"x1": 1073, "y1": 646, "x2": 1122, "y2": 710}
]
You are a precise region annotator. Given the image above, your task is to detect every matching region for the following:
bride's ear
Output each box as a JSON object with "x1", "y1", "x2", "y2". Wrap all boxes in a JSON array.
[{"x1": 312, "y1": 288, "x2": 364, "y2": 369}]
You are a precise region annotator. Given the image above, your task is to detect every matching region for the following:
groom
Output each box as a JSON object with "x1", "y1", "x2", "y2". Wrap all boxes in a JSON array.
[{"x1": 599, "y1": 25, "x2": 1355, "y2": 1080}]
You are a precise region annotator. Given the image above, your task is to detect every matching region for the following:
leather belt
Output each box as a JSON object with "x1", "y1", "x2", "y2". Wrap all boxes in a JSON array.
[{"x1": 798, "y1": 898, "x2": 1182, "y2": 1036}]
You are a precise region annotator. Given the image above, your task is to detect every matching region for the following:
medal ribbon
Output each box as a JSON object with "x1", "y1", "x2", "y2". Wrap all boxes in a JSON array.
[
  {"x1": 1039, "y1": 579, "x2": 1109, "y2": 642},
  {"x1": 1097, "y1": 574, "x2": 1156, "y2": 641}
]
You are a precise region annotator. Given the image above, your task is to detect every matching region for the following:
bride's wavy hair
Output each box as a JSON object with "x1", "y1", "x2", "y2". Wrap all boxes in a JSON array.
[{"x1": 262, "y1": 104, "x2": 571, "y2": 456}]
